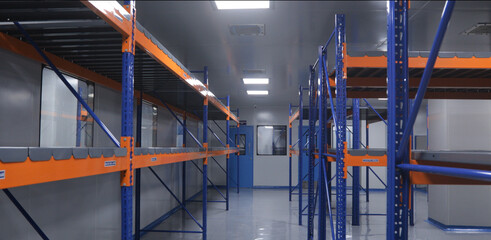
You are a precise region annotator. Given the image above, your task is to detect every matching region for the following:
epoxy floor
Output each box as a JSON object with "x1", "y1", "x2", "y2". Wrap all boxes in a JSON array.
[{"x1": 141, "y1": 188, "x2": 491, "y2": 240}]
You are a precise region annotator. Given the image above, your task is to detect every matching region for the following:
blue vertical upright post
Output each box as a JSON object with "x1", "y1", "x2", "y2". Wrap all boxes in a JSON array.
[
  {"x1": 121, "y1": 1, "x2": 136, "y2": 240},
  {"x1": 352, "y1": 99, "x2": 360, "y2": 226},
  {"x1": 366, "y1": 117, "x2": 370, "y2": 202},
  {"x1": 76, "y1": 87, "x2": 83, "y2": 147},
  {"x1": 236, "y1": 108, "x2": 240, "y2": 193},
  {"x1": 289, "y1": 104, "x2": 293, "y2": 201},
  {"x1": 335, "y1": 13, "x2": 347, "y2": 240},
  {"x1": 298, "y1": 85, "x2": 304, "y2": 226},
  {"x1": 135, "y1": 93, "x2": 142, "y2": 240},
  {"x1": 226, "y1": 95, "x2": 231, "y2": 210},
  {"x1": 182, "y1": 114, "x2": 187, "y2": 205},
  {"x1": 317, "y1": 46, "x2": 327, "y2": 240},
  {"x1": 202, "y1": 66, "x2": 209, "y2": 240},
  {"x1": 307, "y1": 65, "x2": 316, "y2": 240},
  {"x1": 387, "y1": 1, "x2": 409, "y2": 239}
]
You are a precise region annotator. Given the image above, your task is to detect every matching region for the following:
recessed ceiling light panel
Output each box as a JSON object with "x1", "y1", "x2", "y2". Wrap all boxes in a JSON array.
[
  {"x1": 247, "y1": 90, "x2": 269, "y2": 95},
  {"x1": 215, "y1": 1, "x2": 270, "y2": 10},
  {"x1": 243, "y1": 78, "x2": 269, "y2": 84}
]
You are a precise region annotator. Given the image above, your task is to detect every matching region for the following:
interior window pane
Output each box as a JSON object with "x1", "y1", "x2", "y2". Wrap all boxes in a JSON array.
[{"x1": 40, "y1": 68, "x2": 94, "y2": 147}]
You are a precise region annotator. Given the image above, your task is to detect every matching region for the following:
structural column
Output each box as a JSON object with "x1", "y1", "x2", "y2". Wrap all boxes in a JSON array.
[
  {"x1": 386, "y1": 1, "x2": 409, "y2": 239},
  {"x1": 317, "y1": 46, "x2": 327, "y2": 240},
  {"x1": 307, "y1": 65, "x2": 316, "y2": 240},
  {"x1": 226, "y1": 95, "x2": 231, "y2": 210},
  {"x1": 352, "y1": 99, "x2": 360, "y2": 226},
  {"x1": 182, "y1": 113, "x2": 187, "y2": 205},
  {"x1": 120, "y1": 1, "x2": 136, "y2": 240},
  {"x1": 202, "y1": 66, "x2": 209, "y2": 240},
  {"x1": 335, "y1": 13, "x2": 347, "y2": 240},
  {"x1": 298, "y1": 85, "x2": 304, "y2": 226},
  {"x1": 289, "y1": 104, "x2": 293, "y2": 201}
]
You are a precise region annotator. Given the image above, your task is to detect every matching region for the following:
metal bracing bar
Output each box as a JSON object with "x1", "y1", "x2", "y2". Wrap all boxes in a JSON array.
[
  {"x1": 335, "y1": 13, "x2": 347, "y2": 240},
  {"x1": 346, "y1": 171, "x2": 367, "y2": 192},
  {"x1": 313, "y1": 29, "x2": 336, "y2": 69},
  {"x1": 3, "y1": 189, "x2": 50, "y2": 240},
  {"x1": 368, "y1": 166, "x2": 388, "y2": 189},
  {"x1": 345, "y1": 127, "x2": 367, "y2": 149},
  {"x1": 13, "y1": 21, "x2": 120, "y2": 147},
  {"x1": 362, "y1": 98, "x2": 388, "y2": 126},
  {"x1": 161, "y1": 100, "x2": 204, "y2": 148},
  {"x1": 212, "y1": 120, "x2": 235, "y2": 144},
  {"x1": 387, "y1": 1, "x2": 409, "y2": 239},
  {"x1": 211, "y1": 156, "x2": 227, "y2": 174},
  {"x1": 398, "y1": 164, "x2": 491, "y2": 182},
  {"x1": 292, "y1": 129, "x2": 309, "y2": 148},
  {"x1": 298, "y1": 84, "x2": 304, "y2": 225},
  {"x1": 352, "y1": 99, "x2": 361, "y2": 226},
  {"x1": 397, "y1": 0, "x2": 455, "y2": 160},
  {"x1": 322, "y1": 54, "x2": 338, "y2": 126},
  {"x1": 147, "y1": 167, "x2": 203, "y2": 229},
  {"x1": 292, "y1": 160, "x2": 320, "y2": 193},
  {"x1": 188, "y1": 150, "x2": 227, "y2": 200},
  {"x1": 208, "y1": 125, "x2": 226, "y2": 147},
  {"x1": 322, "y1": 159, "x2": 336, "y2": 240}
]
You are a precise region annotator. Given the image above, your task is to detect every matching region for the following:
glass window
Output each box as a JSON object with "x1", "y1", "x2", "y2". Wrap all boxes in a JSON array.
[
  {"x1": 257, "y1": 125, "x2": 287, "y2": 155},
  {"x1": 236, "y1": 134, "x2": 246, "y2": 155},
  {"x1": 141, "y1": 101, "x2": 157, "y2": 147},
  {"x1": 40, "y1": 68, "x2": 94, "y2": 147}
]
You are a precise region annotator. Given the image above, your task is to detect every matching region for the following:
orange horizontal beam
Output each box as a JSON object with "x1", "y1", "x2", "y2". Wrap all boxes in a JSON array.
[
  {"x1": 0, "y1": 156, "x2": 127, "y2": 189},
  {"x1": 82, "y1": 1, "x2": 238, "y2": 123},
  {"x1": 0, "y1": 32, "x2": 200, "y2": 121},
  {"x1": 133, "y1": 149, "x2": 238, "y2": 169},
  {"x1": 290, "y1": 149, "x2": 299, "y2": 156},
  {"x1": 409, "y1": 159, "x2": 491, "y2": 185},
  {"x1": 346, "y1": 55, "x2": 491, "y2": 69},
  {"x1": 347, "y1": 77, "x2": 491, "y2": 88}
]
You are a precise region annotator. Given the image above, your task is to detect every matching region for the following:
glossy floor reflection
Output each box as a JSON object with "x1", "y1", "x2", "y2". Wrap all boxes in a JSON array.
[{"x1": 141, "y1": 188, "x2": 491, "y2": 240}]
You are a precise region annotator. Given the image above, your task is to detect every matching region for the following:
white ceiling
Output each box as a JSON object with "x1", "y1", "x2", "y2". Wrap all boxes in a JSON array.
[{"x1": 136, "y1": 1, "x2": 491, "y2": 109}]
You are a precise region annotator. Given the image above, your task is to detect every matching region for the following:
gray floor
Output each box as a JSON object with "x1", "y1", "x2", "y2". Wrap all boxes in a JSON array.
[{"x1": 141, "y1": 188, "x2": 491, "y2": 240}]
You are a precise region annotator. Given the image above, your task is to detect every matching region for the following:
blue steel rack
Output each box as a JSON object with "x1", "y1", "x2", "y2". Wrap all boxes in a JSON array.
[{"x1": 0, "y1": 1, "x2": 239, "y2": 240}]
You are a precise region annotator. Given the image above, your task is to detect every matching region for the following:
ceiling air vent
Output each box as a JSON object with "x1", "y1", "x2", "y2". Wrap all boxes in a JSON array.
[
  {"x1": 462, "y1": 23, "x2": 491, "y2": 35},
  {"x1": 229, "y1": 24, "x2": 265, "y2": 36},
  {"x1": 242, "y1": 69, "x2": 266, "y2": 75}
]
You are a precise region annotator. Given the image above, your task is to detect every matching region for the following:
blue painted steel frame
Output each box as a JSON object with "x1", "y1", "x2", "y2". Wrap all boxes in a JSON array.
[
  {"x1": 202, "y1": 66, "x2": 209, "y2": 240},
  {"x1": 120, "y1": 2, "x2": 136, "y2": 239},
  {"x1": 307, "y1": 65, "x2": 316, "y2": 240},
  {"x1": 317, "y1": 46, "x2": 327, "y2": 240},
  {"x1": 352, "y1": 99, "x2": 360, "y2": 226},
  {"x1": 386, "y1": 1, "x2": 409, "y2": 239},
  {"x1": 298, "y1": 85, "x2": 304, "y2": 226},
  {"x1": 289, "y1": 104, "x2": 293, "y2": 201},
  {"x1": 335, "y1": 13, "x2": 347, "y2": 240},
  {"x1": 397, "y1": 1, "x2": 456, "y2": 159},
  {"x1": 226, "y1": 95, "x2": 231, "y2": 210},
  {"x1": 3, "y1": 189, "x2": 49, "y2": 240}
]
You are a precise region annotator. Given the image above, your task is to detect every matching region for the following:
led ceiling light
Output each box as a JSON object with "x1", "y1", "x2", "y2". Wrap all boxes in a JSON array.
[
  {"x1": 247, "y1": 90, "x2": 269, "y2": 95},
  {"x1": 243, "y1": 78, "x2": 269, "y2": 84},
  {"x1": 215, "y1": 1, "x2": 270, "y2": 10}
]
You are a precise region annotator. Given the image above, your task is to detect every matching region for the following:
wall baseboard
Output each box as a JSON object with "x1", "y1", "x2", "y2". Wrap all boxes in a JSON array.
[{"x1": 427, "y1": 218, "x2": 491, "y2": 232}]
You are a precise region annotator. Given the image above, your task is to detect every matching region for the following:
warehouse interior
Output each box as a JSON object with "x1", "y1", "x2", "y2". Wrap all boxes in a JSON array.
[{"x1": 1, "y1": 1, "x2": 491, "y2": 240}]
